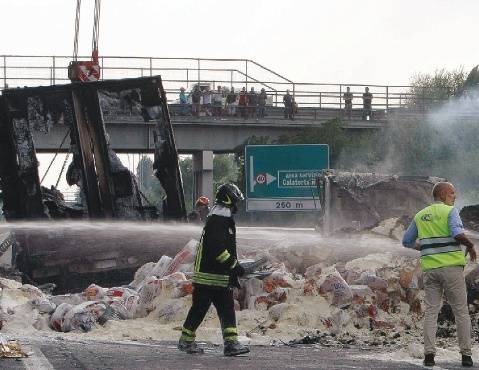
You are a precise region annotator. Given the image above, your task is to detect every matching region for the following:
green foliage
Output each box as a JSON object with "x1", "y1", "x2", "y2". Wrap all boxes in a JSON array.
[
  {"x1": 136, "y1": 156, "x2": 154, "y2": 191},
  {"x1": 135, "y1": 155, "x2": 164, "y2": 207},
  {"x1": 287, "y1": 118, "x2": 350, "y2": 165},
  {"x1": 408, "y1": 68, "x2": 466, "y2": 108},
  {"x1": 134, "y1": 154, "x2": 238, "y2": 212},
  {"x1": 179, "y1": 157, "x2": 193, "y2": 210},
  {"x1": 213, "y1": 154, "x2": 239, "y2": 193}
]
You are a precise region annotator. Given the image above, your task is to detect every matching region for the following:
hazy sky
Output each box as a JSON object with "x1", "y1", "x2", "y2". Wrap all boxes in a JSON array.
[{"x1": 2, "y1": 0, "x2": 478, "y2": 85}]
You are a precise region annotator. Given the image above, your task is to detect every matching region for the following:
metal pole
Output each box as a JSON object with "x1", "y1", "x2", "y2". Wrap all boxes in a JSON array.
[
  {"x1": 230, "y1": 70, "x2": 233, "y2": 90},
  {"x1": 292, "y1": 83, "x2": 295, "y2": 119},
  {"x1": 186, "y1": 69, "x2": 189, "y2": 88},
  {"x1": 319, "y1": 92, "x2": 322, "y2": 109},
  {"x1": 339, "y1": 85, "x2": 342, "y2": 110},
  {"x1": 3, "y1": 56, "x2": 7, "y2": 89},
  {"x1": 386, "y1": 86, "x2": 389, "y2": 111},
  {"x1": 323, "y1": 175, "x2": 331, "y2": 236},
  {"x1": 149, "y1": 57, "x2": 153, "y2": 76},
  {"x1": 245, "y1": 60, "x2": 248, "y2": 90},
  {"x1": 197, "y1": 59, "x2": 200, "y2": 86},
  {"x1": 52, "y1": 56, "x2": 56, "y2": 85}
]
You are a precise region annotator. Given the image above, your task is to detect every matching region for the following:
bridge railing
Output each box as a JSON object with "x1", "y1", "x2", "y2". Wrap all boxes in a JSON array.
[{"x1": 0, "y1": 55, "x2": 450, "y2": 113}]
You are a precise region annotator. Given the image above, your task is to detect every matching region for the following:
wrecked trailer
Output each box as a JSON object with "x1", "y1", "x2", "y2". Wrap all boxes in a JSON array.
[
  {"x1": 317, "y1": 170, "x2": 444, "y2": 234},
  {"x1": 0, "y1": 76, "x2": 188, "y2": 291}
]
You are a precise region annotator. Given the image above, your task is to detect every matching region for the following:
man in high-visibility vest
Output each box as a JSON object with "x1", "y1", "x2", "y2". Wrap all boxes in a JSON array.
[{"x1": 402, "y1": 182, "x2": 476, "y2": 367}]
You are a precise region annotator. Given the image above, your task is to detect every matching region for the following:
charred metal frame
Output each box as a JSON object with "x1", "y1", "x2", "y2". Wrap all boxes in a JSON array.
[{"x1": 0, "y1": 76, "x2": 186, "y2": 221}]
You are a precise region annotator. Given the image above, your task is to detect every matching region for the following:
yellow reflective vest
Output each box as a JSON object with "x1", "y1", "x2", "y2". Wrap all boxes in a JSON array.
[{"x1": 415, "y1": 203, "x2": 465, "y2": 271}]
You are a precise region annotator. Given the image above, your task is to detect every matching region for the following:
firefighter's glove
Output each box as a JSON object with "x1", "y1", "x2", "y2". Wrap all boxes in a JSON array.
[{"x1": 233, "y1": 263, "x2": 245, "y2": 277}]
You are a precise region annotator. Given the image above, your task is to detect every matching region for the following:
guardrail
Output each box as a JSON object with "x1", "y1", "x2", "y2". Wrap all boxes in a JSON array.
[{"x1": 0, "y1": 55, "x2": 450, "y2": 111}]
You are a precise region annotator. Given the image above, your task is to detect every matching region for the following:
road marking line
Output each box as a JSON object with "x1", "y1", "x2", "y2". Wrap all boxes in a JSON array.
[{"x1": 22, "y1": 345, "x2": 54, "y2": 370}]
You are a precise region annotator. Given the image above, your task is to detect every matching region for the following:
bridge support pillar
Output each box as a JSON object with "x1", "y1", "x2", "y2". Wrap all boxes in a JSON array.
[{"x1": 192, "y1": 150, "x2": 214, "y2": 207}]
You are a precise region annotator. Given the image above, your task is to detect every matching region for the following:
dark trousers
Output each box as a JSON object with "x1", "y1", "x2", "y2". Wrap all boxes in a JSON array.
[
  {"x1": 362, "y1": 105, "x2": 372, "y2": 120},
  {"x1": 284, "y1": 105, "x2": 293, "y2": 119},
  {"x1": 182, "y1": 285, "x2": 237, "y2": 342}
]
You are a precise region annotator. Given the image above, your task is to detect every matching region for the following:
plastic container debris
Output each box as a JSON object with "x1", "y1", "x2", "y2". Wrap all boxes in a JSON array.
[
  {"x1": 105, "y1": 287, "x2": 139, "y2": 319},
  {"x1": 263, "y1": 269, "x2": 294, "y2": 293},
  {"x1": 350, "y1": 285, "x2": 373, "y2": 304},
  {"x1": 20, "y1": 284, "x2": 45, "y2": 300},
  {"x1": 149, "y1": 256, "x2": 173, "y2": 279},
  {"x1": 84, "y1": 284, "x2": 106, "y2": 301},
  {"x1": 32, "y1": 297, "x2": 56, "y2": 314},
  {"x1": 318, "y1": 267, "x2": 353, "y2": 307},
  {"x1": 163, "y1": 239, "x2": 197, "y2": 277},
  {"x1": 50, "y1": 303, "x2": 73, "y2": 331},
  {"x1": 353, "y1": 272, "x2": 388, "y2": 291},
  {"x1": 62, "y1": 301, "x2": 107, "y2": 332},
  {"x1": 304, "y1": 263, "x2": 323, "y2": 280}
]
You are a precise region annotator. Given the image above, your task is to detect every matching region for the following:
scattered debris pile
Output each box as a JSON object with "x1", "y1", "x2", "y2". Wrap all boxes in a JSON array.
[{"x1": 2, "y1": 221, "x2": 479, "y2": 351}]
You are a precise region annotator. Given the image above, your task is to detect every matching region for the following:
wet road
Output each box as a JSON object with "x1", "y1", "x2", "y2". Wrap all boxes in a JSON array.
[{"x1": 2, "y1": 337, "x2": 468, "y2": 370}]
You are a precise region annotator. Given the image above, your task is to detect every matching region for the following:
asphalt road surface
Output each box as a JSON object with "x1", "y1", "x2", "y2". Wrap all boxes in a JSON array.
[{"x1": 1, "y1": 336, "x2": 470, "y2": 370}]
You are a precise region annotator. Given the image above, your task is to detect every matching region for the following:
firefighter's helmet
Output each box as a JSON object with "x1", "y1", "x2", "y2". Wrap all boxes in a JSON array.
[
  {"x1": 215, "y1": 183, "x2": 244, "y2": 212},
  {"x1": 195, "y1": 196, "x2": 209, "y2": 207}
]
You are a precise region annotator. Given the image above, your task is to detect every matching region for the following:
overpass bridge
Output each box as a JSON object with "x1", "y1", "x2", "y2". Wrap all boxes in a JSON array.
[{"x1": 0, "y1": 55, "x2": 451, "y2": 204}]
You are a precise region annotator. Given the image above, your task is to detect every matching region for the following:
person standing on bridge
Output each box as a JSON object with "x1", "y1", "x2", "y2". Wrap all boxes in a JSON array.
[
  {"x1": 343, "y1": 86, "x2": 353, "y2": 120},
  {"x1": 179, "y1": 183, "x2": 250, "y2": 357},
  {"x1": 179, "y1": 87, "x2": 188, "y2": 116},
  {"x1": 238, "y1": 87, "x2": 248, "y2": 119},
  {"x1": 226, "y1": 87, "x2": 237, "y2": 116},
  {"x1": 247, "y1": 87, "x2": 258, "y2": 120},
  {"x1": 402, "y1": 182, "x2": 475, "y2": 367},
  {"x1": 283, "y1": 89, "x2": 293, "y2": 120},
  {"x1": 362, "y1": 87, "x2": 373, "y2": 120},
  {"x1": 257, "y1": 88, "x2": 267, "y2": 119},
  {"x1": 191, "y1": 86, "x2": 202, "y2": 118}
]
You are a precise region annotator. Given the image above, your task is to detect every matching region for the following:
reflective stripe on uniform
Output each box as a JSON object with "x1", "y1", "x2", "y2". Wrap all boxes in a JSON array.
[
  {"x1": 194, "y1": 239, "x2": 204, "y2": 273},
  {"x1": 420, "y1": 250, "x2": 466, "y2": 271},
  {"x1": 223, "y1": 327, "x2": 237, "y2": 334},
  {"x1": 419, "y1": 236, "x2": 458, "y2": 247},
  {"x1": 216, "y1": 249, "x2": 231, "y2": 263},
  {"x1": 181, "y1": 327, "x2": 196, "y2": 342},
  {"x1": 193, "y1": 271, "x2": 230, "y2": 287},
  {"x1": 230, "y1": 259, "x2": 238, "y2": 269},
  {"x1": 420, "y1": 245, "x2": 462, "y2": 256},
  {"x1": 223, "y1": 327, "x2": 238, "y2": 342}
]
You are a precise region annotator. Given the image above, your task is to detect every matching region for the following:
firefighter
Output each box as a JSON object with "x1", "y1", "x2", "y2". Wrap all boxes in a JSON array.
[
  {"x1": 178, "y1": 183, "x2": 250, "y2": 357},
  {"x1": 188, "y1": 196, "x2": 211, "y2": 224}
]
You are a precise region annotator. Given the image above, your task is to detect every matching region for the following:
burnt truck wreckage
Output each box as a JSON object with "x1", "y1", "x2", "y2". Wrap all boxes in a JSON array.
[
  {"x1": 317, "y1": 170, "x2": 444, "y2": 233},
  {"x1": 0, "y1": 76, "x2": 188, "y2": 290}
]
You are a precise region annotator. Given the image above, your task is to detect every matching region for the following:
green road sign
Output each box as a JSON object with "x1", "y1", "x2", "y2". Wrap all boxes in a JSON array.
[{"x1": 245, "y1": 144, "x2": 329, "y2": 211}]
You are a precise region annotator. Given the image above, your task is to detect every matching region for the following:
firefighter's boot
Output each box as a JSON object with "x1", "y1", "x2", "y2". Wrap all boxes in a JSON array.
[
  {"x1": 223, "y1": 341, "x2": 250, "y2": 357},
  {"x1": 178, "y1": 338, "x2": 204, "y2": 354}
]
